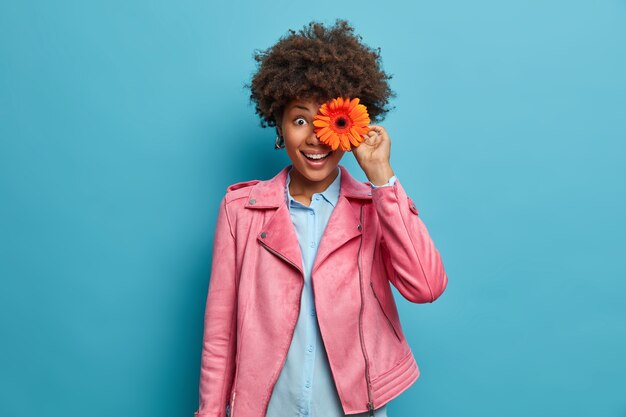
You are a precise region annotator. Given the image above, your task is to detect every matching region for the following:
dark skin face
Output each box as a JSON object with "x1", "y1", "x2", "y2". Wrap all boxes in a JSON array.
[{"x1": 276, "y1": 98, "x2": 346, "y2": 206}]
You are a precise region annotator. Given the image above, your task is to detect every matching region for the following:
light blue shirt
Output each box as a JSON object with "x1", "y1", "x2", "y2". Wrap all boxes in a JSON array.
[{"x1": 265, "y1": 167, "x2": 396, "y2": 417}]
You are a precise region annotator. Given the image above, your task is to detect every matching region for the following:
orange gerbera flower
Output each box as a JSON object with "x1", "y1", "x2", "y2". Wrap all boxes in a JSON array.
[{"x1": 313, "y1": 96, "x2": 371, "y2": 151}]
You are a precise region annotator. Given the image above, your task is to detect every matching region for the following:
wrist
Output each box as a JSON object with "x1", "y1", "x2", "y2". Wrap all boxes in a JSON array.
[{"x1": 366, "y1": 163, "x2": 394, "y2": 186}]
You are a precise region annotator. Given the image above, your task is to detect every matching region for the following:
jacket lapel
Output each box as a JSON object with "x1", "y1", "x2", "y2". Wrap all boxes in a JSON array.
[
  {"x1": 256, "y1": 202, "x2": 304, "y2": 273},
  {"x1": 246, "y1": 164, "x2": 372, "y2": 277},
  {"x1": 311, "y1": 193, "x2": 361, "y2": 276}
]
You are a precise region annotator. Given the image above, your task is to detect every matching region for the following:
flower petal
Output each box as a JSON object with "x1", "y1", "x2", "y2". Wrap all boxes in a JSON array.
[
  {"x1": 348, "y1": 97, "x2": 359, "y2": 112},
  {"x1": 327, "y1": 134, "x2": 339, "y2": 150},
  {"x1": 340, "y1": 133, "x2": 350, "y2": 150},
  {"x1": 320, "y1": 129, "x2": 335, "y2": 141},
  {"x1": 350, "y1": 104, "x2": 367, "y2": 120},
  {"x1": 355, "y1": 125, "x2": 369, "y2": 134},
  {"x1": 313, "y1": 119, "x2": 330, "y2": 128},
  {"x1": 316, "y1": 126, "x2": 331, "y2": 137},
  {"x1": 349, "y1": 129, "x2": 363, "y2": 147},
  {"x1": 352, "y1": 114, "x2": 370, "y2": 125}
]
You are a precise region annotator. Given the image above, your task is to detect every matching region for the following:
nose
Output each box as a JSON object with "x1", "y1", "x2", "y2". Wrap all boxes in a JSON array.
[
  {"x1": 306, "y1": 129, "x2": 330, "y2": 149},
  {"x1": 306, "y1": 128, "x2": 319, "y2": 142}
]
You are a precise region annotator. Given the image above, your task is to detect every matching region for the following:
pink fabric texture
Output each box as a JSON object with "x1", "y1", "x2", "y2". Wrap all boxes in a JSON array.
[{"x1": 194, "y1": 164, "x2": 448, "y2": 417}]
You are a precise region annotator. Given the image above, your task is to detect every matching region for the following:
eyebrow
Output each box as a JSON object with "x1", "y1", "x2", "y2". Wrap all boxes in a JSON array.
[{"x1": 290, "y1": 104, "x2": 311, "y2": 113}]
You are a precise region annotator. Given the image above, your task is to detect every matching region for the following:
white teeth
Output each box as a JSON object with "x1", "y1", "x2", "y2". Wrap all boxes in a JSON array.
[{"x1": 303, "y1": 152, "x2": 330, "y2": 160}]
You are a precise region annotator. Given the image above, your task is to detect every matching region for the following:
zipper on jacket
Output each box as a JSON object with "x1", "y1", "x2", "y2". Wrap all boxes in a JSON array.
[
  {"x1": 230, "y1": 390, "x2": 236, "y2": 417},
  {"x1": 370, "y1": 281, "x2": 402, "y2": 342},
  {"x1": 259, "y1": 240, "x2": 303, "y2": 275},
  {"x1": 258, "y1": 239, "x2": 304, "y2": 416},
  {"x1": 357, "y1": 204, "x2": 375, "y2": 416}
]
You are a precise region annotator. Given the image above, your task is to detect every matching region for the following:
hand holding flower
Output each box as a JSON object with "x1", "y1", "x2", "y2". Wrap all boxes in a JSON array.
[
  {"x1": 313, "y1": 96, "x2": 394, "y2": 185},
  {"x1": 352, "y1": 124, "x2": 395, "y2": 186}
]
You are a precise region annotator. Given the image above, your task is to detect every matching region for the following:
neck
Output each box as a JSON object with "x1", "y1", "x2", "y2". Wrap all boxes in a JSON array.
[{"x1": 288, "y1": 166, "x2": 339, "y2": 200}]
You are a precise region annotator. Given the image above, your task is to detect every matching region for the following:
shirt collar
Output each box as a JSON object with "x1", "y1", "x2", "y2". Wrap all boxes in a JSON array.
[{"x1": 285, "y1": 166, "x2": 341, "y2": 208}]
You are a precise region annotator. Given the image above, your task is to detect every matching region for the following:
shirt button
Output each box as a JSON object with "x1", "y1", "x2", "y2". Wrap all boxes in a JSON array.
[
  {"x1": 307, "y1": 345, "x2": 313, "y2": 352},
  {"x1": 310, "y1": 309, "x2": 316, "y2": 316},
  {"x1": 314, "y1": 195, "x2": 320, "y2": 201},
  {"x1": 309, "y1": 242, "x2": 315, "y2": 248},
  {"x1": 309, "y1": 212, "x2": 314, "y2": 216},
  {"x1": 305, "y1": 381, "x2": 311, "y2": 388}
]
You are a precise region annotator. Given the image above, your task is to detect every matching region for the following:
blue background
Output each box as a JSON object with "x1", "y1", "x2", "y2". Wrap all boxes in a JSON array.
[{"x1": 1, "y1": 1, "x2": 625, "y2": 416}]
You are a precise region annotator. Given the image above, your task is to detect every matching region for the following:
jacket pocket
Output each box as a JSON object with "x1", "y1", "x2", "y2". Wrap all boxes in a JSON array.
[
  {"x1": 407, "y1": 196, "x2": 419, "y2": 215},
  {"x1": 370, "y1": 281, "x2": 403, "y2": 342}
]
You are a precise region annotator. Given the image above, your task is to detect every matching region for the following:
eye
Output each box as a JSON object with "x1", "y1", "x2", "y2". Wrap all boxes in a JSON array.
[{"x1": 294, "y1": 117, "x2": 308, "y2": 126}]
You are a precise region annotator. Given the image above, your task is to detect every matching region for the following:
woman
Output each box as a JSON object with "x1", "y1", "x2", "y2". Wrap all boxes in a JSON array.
[{"x1": 194, "y1": 19, "x2": 448, "y2": 417}]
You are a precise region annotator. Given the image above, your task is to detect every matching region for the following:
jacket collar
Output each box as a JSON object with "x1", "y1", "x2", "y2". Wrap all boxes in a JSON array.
[
  {"x1": 249, "y1": 164, "x2": 372, "y2": 275},
  {"x1": 245, "y1": 164, "x2": 371, "y2": 209}
]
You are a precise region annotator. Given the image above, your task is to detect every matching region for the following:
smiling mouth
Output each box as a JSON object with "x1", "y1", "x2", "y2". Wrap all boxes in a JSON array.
[{"x1": 301, "y1": 151, "x2": 332, "y2": 161}]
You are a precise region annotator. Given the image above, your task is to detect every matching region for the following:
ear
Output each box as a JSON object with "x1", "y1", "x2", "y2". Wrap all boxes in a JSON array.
[{"x1": 273, "y1": 112, "x2": 283, "y2": 136}]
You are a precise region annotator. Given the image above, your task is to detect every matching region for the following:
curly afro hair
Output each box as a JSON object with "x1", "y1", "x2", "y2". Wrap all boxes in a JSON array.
[{"x1": 244, "y1": 18, "x2": 397, "y2": 129}]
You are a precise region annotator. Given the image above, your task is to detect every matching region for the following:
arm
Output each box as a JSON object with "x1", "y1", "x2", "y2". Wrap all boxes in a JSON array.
[
  {"x1": 354, "y1": 124, "x2": 447, "y2": 303},
  {"x1": 372, "y1": 177, "x2": 448, "y2": 304},
  {"x1": 194, "y1": 196, "x2": 238, "y2": 417}
]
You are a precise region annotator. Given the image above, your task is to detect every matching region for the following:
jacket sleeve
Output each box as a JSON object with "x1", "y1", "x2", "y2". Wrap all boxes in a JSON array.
[
  {"x1": 194, "y1": 196, "x2": 238, "y2": 417},
  {"x1": 371, "y1": 177, "x2": 448, "y2": 304}
]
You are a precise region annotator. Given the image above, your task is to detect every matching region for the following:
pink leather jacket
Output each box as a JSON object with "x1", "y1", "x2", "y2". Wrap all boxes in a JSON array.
[{"x1": 194, "y1": 164, "x2": 448, "y2": 417}]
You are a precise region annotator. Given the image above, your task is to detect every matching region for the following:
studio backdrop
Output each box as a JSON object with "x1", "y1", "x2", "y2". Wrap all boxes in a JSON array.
[{"x1": 1, "y1": 1, "x2": 625, "y2": 416}]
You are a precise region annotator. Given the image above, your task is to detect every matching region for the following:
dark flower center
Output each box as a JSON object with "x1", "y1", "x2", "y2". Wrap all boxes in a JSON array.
[{"x1": 336, "y1": 117, "x2": 347, "y2": 128}]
